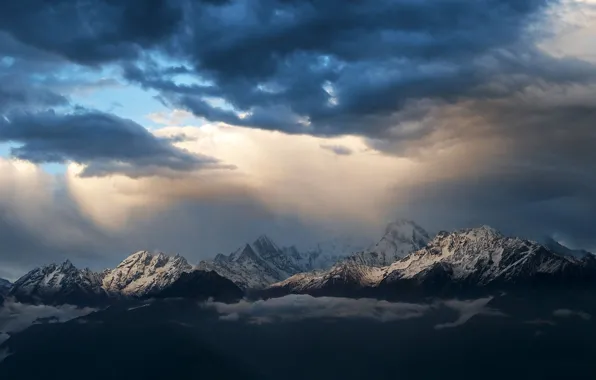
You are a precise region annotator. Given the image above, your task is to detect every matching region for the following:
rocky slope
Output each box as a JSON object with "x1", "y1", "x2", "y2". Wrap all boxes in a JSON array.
[
  {"x1": 149, "y1": 270, "x2": 244, "y2": 303},
  {"x1": 8, "y1": 252, "x2": 195, "y2": 305},
  {"x1": 197, "y1": 235, "x2": 344, "y2": 289},
  {"x1": 269, "y1": 226, "x2": 596, "y2": 298},
  {"x1": 269, "y1": 220, "x2": 432, "y2": 295},
  {"x1": 102, "y1": 251, "x2": 193, "y2": 296},
  {"x1": 345, "y1": 219, "x2": 430, "y2": 267},
  {"x1": 8, "y1": 260, "x2": 108, "y2": 306}
]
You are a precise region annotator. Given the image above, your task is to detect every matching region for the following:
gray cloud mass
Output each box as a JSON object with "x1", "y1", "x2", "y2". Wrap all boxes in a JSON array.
[{"x1": 0, "y1": 110, "x2": 229, "y2": 178}]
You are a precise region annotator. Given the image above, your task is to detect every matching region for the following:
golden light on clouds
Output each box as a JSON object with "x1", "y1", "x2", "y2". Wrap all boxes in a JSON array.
[{"x1": 62, "y1": 123, "x2": 417, "y2": 231}]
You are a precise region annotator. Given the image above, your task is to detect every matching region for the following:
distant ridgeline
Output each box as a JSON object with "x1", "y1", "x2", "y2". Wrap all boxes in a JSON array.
[{"x1": 3, "y1": 220, "x2": 595, "y2": 306}]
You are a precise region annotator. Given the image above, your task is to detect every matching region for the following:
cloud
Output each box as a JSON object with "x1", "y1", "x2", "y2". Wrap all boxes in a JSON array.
[
  {"x1": 0, "y1": 299, "x2": 96, "y2": 335},
  {"x1": 434, "y1": 297, "x2": 507, "y2": 329},
  {"x1": 319, "y1": 144, "x2": 353, "y2": 156},
  {"x1": 146, "y1": 109, "x2": 197, "y2": 126},
  {"x1": 0, "y1": 158, "x2": 114, "y2": 279},
  {"x1": 204, "y1": 294, "x2": 506, "y2": 327},
  {"x1": 205, "y1": 295, "x2": 433, "y2": 324},
  {"x1": 0, "y1": 0, "x2": 183, "y2": 65},
  {"x1": 380, "y1": 89, "x2": 596, "y2": 249},
  {"x1": 0, "y1": 110, "x2": 232, "y2": 178},
  {"x1": 552, "y1": 308, "x2": 592, "y2": 320},
  {"x1": 117, "y1": 0, "x2": 596, "y2": 138},
  {"x1": 0, "y1": 299, "x2": 96, "y2": 363},
  {"x1": 65, "y1": 125, "x2": 405, "y2": 232}
]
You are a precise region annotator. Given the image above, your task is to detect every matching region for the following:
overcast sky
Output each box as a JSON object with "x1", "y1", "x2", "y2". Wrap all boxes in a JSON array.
[{"x1": 1, "y1": 0, "x2": 595, "y2": 280}]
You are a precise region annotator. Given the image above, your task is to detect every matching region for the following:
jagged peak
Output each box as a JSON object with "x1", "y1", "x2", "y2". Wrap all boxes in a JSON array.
[
  {"x1": 112, "y1": 250, "x2": 190, "y2": 271},
  {"x1": 123, "y1": 250, "x2": 170, "y2": 260},
  {"x1": 383, "y1": 219, "x2": 430, "y2": 240},
  {"x1": 372, "y1": 220, "x2": 431, "y2": 255},
  {"x1": 427, "y1": 225, "x2": 506, "y2": 248},
  {"x1": 461, "y1": 225, "x2": 503, "y2": 238},
  {"x1": 253, "y1": 234, "x2": 279, "y2": 249}
]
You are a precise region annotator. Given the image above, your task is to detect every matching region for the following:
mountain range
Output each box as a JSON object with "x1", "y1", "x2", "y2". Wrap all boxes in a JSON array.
[
  {"x1": 3, "y1": 232, "x2": 353, "y2": 306},
  {"x1": 196, "y1": 234, "x2": 349, "y2": 289},
  {"x1": 2, "y1": 220, "x2": 595, "y2": 306},
  {"x1": 268, "y1": 225, "x2": 596, "y2": 299}
]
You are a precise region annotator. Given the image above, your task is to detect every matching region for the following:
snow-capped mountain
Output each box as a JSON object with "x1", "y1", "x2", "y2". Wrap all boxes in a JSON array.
[
  {"x1": 269, "y1": 225, "x2": 596, "y2": 297},
  {"x1": 8, "y1": 260, "x2": 108, "y2": 306},
  {"x1": 540, "y1": 236, "x2": 592, "y2": 259},
  {"x1": 102, "y1": 251, "x2": 193, "y2": 296},
  {"x1": 197, "y1": 235, "x2": 343, "y2": 289},
  {"x1": 8, "y1": 251, "x2": 195, "y2": 305},
  {"x1": 0, "y1": 278, "x2": 11, "y2": 295},
  {"x1": 269, "y1": 220, "x2": 432, "y2": 296},
  {"x1": 380, "y1": 226, "x2": 596, "y2": 287},
  {"x1": 346, "y1": 219, "x2": 431, "y2": 267}
]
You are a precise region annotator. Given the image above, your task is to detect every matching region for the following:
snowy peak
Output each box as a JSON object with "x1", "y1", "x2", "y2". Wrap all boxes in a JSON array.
[
  {"x1": 253, "y1": 234, "x2": 280, "y2": 256},
  {"x1": 102, "y1": 251, "x2": 193, "y2": 296},
  {"x1": 197, "y1": 234, "x2": 343, "y2": 289},
  {"x1": 9, "y1": 260, "x2": 107, "y2": 306},
  {"x1": 9, "y1": 251, "x2": 194, "y2": 304},
  {"x1": 349, "y1": 219, "x2": 431, "y2": 267},
  {"x1": 456, "y1": 225, "x2": 503, "y2": 241},
  {"x1": 383, "y1": 219, "x2": 430, "y2": 245},
  {"x1": 383, "y1": 225, "x2": 595, "y2": 287},
  {"x1": 268, "y1": 224, "x2": 596, "y2": 297}
]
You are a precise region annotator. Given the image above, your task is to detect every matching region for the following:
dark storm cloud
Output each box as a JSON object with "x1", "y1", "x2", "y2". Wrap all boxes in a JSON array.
[
  {"x1": 0, "y1": 110, "x2": 229, "y2": 177},
  {"x1": 0, "y1": 84, "x2": 68, "y2": 112},
  {"x1": 2, "y1": 0, "x2": 595, "y2": 138},
  {"x1": 4, "y1": 0, "x2": 594, "y2": 139},
  {"x1": 117, "y1": 0, "x2": 596, "y2": 137},
  {"x1": 0, "y1": 0, "x2": 183, "y2": 65}
]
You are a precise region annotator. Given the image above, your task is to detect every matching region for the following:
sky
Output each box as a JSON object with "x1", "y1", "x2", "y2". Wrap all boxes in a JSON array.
[{"x1": 0, "y1": 0, "x2": 596, "y2": 280}]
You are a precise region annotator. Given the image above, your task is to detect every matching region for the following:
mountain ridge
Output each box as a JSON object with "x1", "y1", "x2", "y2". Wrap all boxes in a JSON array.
[
  {"x1": 197, "y1": 234, "x2": 343, "y2": 289},
  {"x1": 8, "y1": 260, "x2": 109, "y2": 306},
  {"x1": 268, "y1": 225, "x2": 596, "y2": 299},
  {"x1": 102, "y1": 251, "x2": 193, "y2": 296},
  {"x1": 5, "y1": 223, "x2": 596, "y2": 306}
]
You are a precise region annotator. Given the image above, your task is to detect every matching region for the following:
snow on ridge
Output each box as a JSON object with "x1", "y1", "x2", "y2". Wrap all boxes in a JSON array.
[
  {"x1": 198, "y1": 234, "x2": 348, "y2": 289},
  {"x1": 269, "y1": 224, "x2": 596, "y2": 294},
  {"x1": 102, "y1": 250, "x2": 193, "y2": 296}
]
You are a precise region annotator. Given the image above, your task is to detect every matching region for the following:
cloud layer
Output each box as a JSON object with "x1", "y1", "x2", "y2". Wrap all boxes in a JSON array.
[
  {"x1": 204, "y1": 294, "x2": 505, "y2": 328},
  {"x1": 0, "y1": 300, "x2": 96, "y2": 335}
]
